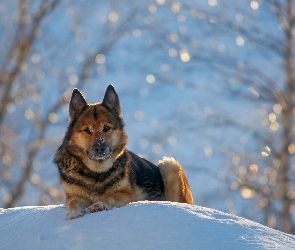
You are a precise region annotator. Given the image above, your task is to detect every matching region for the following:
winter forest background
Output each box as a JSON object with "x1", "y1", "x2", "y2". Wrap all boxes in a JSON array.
[{"x1": 1, "y1": 0, "x2": 295, "y2": 234}]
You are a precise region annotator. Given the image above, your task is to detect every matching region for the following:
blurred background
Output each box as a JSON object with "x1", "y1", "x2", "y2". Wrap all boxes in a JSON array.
[{"x1": 0, "y1": 0, "x2": 295, "y2": 234}]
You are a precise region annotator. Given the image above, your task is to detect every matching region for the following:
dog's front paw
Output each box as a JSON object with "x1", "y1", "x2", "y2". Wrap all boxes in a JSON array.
[
  {"x1": 67, "y1": 207, "x2": 85, "y2": 220},
  {"x1": 89, "y1": 202, "x2": 112, "y2": 213}
]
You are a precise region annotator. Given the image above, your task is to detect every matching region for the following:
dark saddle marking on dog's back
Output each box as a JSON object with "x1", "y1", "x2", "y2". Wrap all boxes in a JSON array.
[{"x1": 127, "y1": 151, "x2": 164, "y2": 200}]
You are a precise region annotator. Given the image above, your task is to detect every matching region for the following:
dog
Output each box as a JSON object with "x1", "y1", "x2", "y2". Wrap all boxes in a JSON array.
[{"x1": 54, "y1": 85, "x2": 193, "y2": 219}]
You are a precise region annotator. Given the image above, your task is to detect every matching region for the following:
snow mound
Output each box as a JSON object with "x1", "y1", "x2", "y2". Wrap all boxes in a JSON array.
[{"x1": 0, "y1": 202, "x2": 294, "y2": 250}]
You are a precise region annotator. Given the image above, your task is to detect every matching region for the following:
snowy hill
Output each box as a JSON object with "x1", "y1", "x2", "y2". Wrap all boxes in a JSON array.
[{"x1": 0, "y1": 202, "x2": 294, "y2": 250}]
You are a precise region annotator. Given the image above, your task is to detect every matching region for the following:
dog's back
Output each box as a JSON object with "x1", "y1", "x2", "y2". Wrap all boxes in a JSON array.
[{"x1": 127, "y1": 151, "x2": 165, "y2": 200}]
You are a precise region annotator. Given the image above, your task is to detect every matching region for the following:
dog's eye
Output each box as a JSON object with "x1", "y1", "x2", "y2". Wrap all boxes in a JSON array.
[
  {"x1": 103, "y1": 125, "x2": 111, "y2": 133},
  {"x1": 83, "y1": 127, "x2": 92, "y2": 134}
]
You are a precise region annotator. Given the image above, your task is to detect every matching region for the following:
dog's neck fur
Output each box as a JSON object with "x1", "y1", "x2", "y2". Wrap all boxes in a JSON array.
[
  {"x1": 55, "y1": 148, "x2": 128, "y2": 196},
  {"x1": 83, "y1": 157, "x2": 114, "y2": 172}
]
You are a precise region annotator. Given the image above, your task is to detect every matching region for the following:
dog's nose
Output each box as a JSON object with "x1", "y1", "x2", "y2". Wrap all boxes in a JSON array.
[{"x1": 93, "y1": 143, "x2": 106, "y2": 154}]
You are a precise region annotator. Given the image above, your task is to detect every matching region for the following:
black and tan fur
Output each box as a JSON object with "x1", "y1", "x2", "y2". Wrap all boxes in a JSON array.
[{"x1": 54, "y1": 85, "x2": 193, "y2": 219}]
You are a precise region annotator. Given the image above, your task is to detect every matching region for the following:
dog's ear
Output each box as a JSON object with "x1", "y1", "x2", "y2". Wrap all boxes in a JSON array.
[
  {"x1": 69, "y1": 88, "x2": 88, "y2": 121},
  {"x1": 102, "y1": 85, "x2": 121, "y2": 115}
]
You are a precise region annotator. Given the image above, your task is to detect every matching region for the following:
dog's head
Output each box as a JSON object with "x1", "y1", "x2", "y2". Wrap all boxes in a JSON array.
[{"x1": 66, "y1": 85, "x2": 127, "y2": 168}]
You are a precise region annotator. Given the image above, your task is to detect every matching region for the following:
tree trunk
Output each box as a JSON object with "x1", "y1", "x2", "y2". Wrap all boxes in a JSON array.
[{"x1": 278, "y1": 0, "x2": 294, "y2": 234}]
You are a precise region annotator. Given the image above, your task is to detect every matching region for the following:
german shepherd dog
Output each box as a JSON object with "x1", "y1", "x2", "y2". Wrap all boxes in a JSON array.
[{"x1": 54, "y1": 85, "x2": 193, "y2": 219}]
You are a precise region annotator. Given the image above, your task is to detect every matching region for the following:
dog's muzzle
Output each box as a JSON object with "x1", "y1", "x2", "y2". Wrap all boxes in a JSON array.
[{"x1": 87, "y1": 142, "x2": 112, "y2": 160}]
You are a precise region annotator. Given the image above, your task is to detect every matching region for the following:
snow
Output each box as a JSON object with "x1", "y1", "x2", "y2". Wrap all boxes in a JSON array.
[{"x1": 1, "y1": 202, "x2": 294, "y2": 250}]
